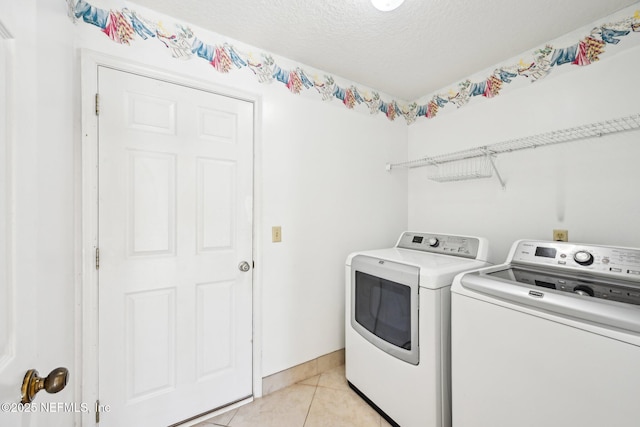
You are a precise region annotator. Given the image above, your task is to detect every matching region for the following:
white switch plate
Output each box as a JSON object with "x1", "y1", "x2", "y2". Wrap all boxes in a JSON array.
[{"x1": 272, "y1": 226, "x2": 282, "y2": 243}]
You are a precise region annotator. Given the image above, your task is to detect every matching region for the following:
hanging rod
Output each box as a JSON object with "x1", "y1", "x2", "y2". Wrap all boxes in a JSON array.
[{"x1": 386, "y1": 113, "x2": 640, "y2": 171}]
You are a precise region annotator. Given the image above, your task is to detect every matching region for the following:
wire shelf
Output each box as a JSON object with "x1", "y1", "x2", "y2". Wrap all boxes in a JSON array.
[
  {"x1": 387, "y1": 113, "x2": 640, "y2": 173},
  {"x1": 426, "y1": 155, "x2": 493, "y2": 183}
]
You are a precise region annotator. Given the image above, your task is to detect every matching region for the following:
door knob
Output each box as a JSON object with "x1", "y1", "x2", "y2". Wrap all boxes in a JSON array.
[
  {"x1": 21, "y1": 367, "x2": 69, "y2": 404},
  {"x1": 238, "y1": 261, "x2": 251, "y2": 272}
]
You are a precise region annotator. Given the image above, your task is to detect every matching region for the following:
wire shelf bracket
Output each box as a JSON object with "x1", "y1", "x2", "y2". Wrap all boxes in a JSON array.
[{"x1": 386, "y1": 113, "x2": 640, "y2": 190}]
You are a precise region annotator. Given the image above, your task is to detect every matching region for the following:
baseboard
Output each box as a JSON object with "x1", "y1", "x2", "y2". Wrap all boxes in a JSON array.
[{"x1": 262, "y1": 348, "x2": 345, "y2": 395}]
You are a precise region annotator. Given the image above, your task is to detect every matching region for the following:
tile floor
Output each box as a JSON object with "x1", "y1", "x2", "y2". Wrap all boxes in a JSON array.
[{"x1": 194, "y1": 365, "x2": 392, "y2": 427}]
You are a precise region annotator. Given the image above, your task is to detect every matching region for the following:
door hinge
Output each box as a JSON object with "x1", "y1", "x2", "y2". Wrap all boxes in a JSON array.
[
  {"x1": 95, "y1": 93, "x2": 100, "y2": 116},
  {"x1": 95, "y1": 399, "x2": 101, "y2": 423},
  {"x1": 95, "y1": 247, "x2": 100, "y2": 270}
]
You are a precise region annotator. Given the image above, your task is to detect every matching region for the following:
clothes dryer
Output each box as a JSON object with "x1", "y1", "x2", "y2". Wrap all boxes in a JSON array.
[{"x1": 345, "y1": 232, "x2": 490, "y2": 427}]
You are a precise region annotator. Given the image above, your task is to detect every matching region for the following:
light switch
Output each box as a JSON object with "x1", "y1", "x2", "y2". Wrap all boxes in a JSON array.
[{"x1": 272, "y1": 226, "x2": 282, "y2": 243}]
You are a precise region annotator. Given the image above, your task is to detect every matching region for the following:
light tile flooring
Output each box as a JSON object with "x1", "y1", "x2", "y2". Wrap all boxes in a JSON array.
[{"x1": 194, "y1": 365, "x2": 392, "y2": 427}]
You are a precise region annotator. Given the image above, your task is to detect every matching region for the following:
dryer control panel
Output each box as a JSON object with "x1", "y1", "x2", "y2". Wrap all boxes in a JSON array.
[
  {"x1": 396, "y1": 232, "x2": 486, "y2": 260},
  {"x1": 511, "y1": 240, "x2": 640, "y2": 281}
]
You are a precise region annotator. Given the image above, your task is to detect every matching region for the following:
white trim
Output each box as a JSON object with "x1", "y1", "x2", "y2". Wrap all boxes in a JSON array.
[
  {"x1": 172, "y1": 396, "x2": 253, "y2": 427},
  {"x1": 79, "y1": 49, "x2": 262, "y2": 425},
  {"x1": 0, "y1": 36, "x2": 16, "y2": 373},
  {"x1": 251, "y1": 80, "x2": 264, "y2": 399}
]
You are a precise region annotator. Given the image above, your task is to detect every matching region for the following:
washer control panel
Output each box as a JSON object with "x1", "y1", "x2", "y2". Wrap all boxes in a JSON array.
[
  {"x1": 511, "y1": 240, "x2": 640, "y2": 281},
  {"x1": 397, "y1": 232, "x2": 483, "y2": 259}
]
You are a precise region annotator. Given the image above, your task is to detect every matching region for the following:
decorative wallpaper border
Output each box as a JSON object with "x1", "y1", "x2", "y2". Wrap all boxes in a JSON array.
[{"x1": 67, "y1": 0, "x2": 640, "y2": 124}]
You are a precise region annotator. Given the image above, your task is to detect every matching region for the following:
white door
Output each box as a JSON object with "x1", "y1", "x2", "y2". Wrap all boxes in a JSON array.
[
  {"x1": 0, "y1": 32, "x2": 23, "y2": 427},
  {"x1": 0, "y1": 33, "x2": 36, "y2": 427},
  {"x1": 97, "y1": 67, "x2": 254, "y2": 426},
  {"x1": 2, "y1": 25, "x2": 74, "y2": 427}
]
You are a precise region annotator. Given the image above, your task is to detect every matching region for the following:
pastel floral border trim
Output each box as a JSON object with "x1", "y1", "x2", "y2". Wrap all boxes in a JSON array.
[{"x1": 67, "y1": 0, "x2": 640, "y2": 124}]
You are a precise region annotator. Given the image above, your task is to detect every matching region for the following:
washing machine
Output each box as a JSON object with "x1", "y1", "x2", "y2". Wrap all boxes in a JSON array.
[
  {"x1": 451, "y1": 239, "x2": 640, "y2": 427},
  {"x1": 345, "y1": 231, "x2": 490, "y2": 427}
]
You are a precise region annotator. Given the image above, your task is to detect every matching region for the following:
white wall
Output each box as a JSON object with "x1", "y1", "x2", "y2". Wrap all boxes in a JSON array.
[
  {"x1": 72, "y1": 2, "x2": 408, "y2": 379},
  {"x1": 1, "y1": 2, "x2": 406, "y2": 425},
  {"x1": 259, "y1": 88, "x2": 408, "y2": 374},
  {"x1": 9, "y1": 1, "x2": 640, "y2": 425},
  {"x1": 408, "y1": 6, "x2": 640, "y2": 264}
]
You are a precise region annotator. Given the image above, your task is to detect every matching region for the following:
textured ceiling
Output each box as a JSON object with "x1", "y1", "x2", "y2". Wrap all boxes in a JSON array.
[{"x1": 128, "y1": 0, "x2": 638, "y2": 101}]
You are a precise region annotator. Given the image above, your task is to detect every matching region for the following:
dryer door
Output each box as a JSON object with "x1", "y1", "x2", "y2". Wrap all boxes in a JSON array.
[{"x1": 350, "y1": 255, "x2": 420, "y2": 365}]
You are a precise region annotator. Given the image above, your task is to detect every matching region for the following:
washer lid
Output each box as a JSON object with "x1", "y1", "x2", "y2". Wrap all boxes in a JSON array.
[
  {"x1": 456, "y1": 267, "x2": 640, "y2": 335},
  {"x1": 488, "y1": 266, "x2": 640, "y2": 306}
]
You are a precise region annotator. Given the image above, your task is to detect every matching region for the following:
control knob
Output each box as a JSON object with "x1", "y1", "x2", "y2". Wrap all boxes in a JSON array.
[
  {"x1": 573, "y1": 285, "x2": 594, "y2": 297},
  {"x1": 428, "y1": 237, "x2": 439, "y2": 247},
  {"x1": 573, "y1": 251, "x2": 594, "y2": 266}
]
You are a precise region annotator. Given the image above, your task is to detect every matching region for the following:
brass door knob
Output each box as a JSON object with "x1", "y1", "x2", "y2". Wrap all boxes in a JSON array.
[{"x1": 21, "y1": 367, "x2": 69, "y2": 404}]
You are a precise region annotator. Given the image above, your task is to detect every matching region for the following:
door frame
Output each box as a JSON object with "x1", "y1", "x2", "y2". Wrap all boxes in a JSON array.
[{"x1": 79, "y1": 49, "x2": 263, "y2": 426}]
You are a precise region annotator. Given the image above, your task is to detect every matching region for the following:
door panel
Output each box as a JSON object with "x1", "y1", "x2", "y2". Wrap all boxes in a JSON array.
[
  {"x1": 129, "y1": 151, "x2": 176, "y2": 255},
  {"x1": 196, "y1": 281, "x2": 235, "y2": 378},
  {"x1": 126, "y1": 288, "x2": 176, "y2": 402},
  {"x1": 98, "y1": 67, "x2": 254, "y2": 426},
  {"x1": 198, "y1": 158, "x2": 236, "y2": 251}
]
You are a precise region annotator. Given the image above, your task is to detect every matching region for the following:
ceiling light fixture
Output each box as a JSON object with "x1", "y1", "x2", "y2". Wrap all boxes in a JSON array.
[{"x1": 371, "y1": 0, "x2": 405, "y2": 12}]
